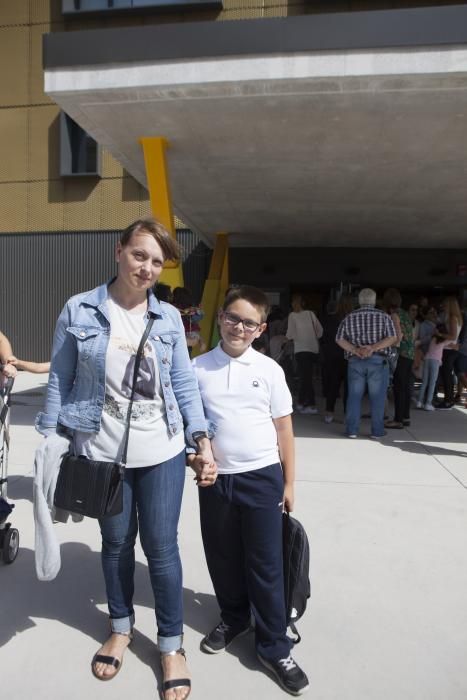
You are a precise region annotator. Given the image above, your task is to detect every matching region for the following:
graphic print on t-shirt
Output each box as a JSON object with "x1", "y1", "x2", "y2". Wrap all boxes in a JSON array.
[{"x1": 119, "y1": 339, "x2": 156, "y2": 400}]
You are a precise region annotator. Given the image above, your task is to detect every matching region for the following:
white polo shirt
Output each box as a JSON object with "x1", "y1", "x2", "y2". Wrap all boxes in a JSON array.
[{"x1": 192, "y1": 344, "x2": 292, "y2": 474}]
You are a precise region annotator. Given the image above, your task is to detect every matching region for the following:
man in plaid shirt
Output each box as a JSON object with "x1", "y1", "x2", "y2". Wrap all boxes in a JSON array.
[{"x1": 336, "y1": 288, "x2": 397, "y2": 439}]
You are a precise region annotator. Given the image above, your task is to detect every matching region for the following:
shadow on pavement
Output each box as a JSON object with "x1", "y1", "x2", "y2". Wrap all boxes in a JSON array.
[
  {"x1": 0, "y1": 542, "x2": 224, "y2": 682},
  {"x1": 6, "y1": 475, "x2": 33, "y2": 503}
]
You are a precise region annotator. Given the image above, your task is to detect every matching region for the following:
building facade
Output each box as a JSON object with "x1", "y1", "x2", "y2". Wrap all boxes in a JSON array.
[{"x1": 1, "y1": 1, "x2": 467, "y2": 357}]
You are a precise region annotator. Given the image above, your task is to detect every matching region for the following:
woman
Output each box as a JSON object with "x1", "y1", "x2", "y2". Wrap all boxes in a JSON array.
[
  {"x1": 36, "y1": 218, "x2": 215, "y2": 700},
  {"x1": 286, "y1": 293, "x2": 323, "y2": 414},
  {"x1": 382, "y1": 288, "x2": 414, "y2": 429},
  {"x1": 437, "y1": 296, "x2": 463, "y2": 409},
  {"x1": 321, "y1": 295, "x2": 353, "y2": 423}
]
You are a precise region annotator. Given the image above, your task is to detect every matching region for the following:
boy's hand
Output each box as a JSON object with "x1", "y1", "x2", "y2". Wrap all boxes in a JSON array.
[
  {"x1": 187, "y1": 453, "x2": 218, "y2": 488},
  {"x1": 283, "y1": 483, "x2": 294, "y2": 513}
]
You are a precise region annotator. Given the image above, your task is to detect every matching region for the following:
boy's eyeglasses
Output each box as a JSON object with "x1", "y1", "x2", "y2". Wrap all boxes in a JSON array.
[{"x1": 221, "y1": 311, "x2": 261, "y2": 333}]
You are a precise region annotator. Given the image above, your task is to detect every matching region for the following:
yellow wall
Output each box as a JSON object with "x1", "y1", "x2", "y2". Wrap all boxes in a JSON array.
[{"x1": 0, "y1": 0, "x2": 153, "y2": 234}]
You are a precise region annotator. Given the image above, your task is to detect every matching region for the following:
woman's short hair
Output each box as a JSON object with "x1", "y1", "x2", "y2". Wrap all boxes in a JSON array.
[
  {"x1": 223, "y1": 285, "x2": 270, "y2": 323},
  {"x1": 358, "y1": 288, "x2": 377, "y2": 307},
  {"x1": 382, "y1": 288, "x2": 402, "y2": 311},
  {"x1": 120, "y1": 217, "x2": 180, "y2": 262}
]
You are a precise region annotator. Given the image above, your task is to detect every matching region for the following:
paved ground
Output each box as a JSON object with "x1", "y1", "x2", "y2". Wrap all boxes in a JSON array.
[{"x1": 1, "y1": 371, "x2": 467, "y2": 700}]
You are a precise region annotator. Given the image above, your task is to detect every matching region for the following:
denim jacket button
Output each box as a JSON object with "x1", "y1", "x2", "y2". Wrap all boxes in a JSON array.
[
  {"x1": 172, "y1": 426, "x2": 177, "y2": 434},
  {"x1": 162, "y1": 358, "x2": 168, "y2": 364},
  {"x1": 79, "y1": 331, "x2": 86, "y2": 337},
  {"x1": 168, "y1": 404, "x2": 174, "y2": 410},
  {"x1": 164, "y1": 382, "x2": 169, "y2": 387}
]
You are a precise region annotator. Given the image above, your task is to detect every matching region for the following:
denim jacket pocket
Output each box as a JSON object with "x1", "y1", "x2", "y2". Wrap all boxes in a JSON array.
[
  {"x1": 153, "y1": 332, "x2": 176, "y2": 367},
  {"x1": 66, "y1": 326, "x2": 101, "y2": 361}
]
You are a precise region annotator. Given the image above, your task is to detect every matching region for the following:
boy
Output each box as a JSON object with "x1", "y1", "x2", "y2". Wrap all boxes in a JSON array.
[{"x1": 189, "y1": 286, "x2": 309, "y2": 696}]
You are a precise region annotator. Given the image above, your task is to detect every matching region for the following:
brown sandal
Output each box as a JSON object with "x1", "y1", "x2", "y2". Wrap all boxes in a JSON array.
[
  {"x1": 91, "y1": 630, "x2": 133, "y2": 681},
  {"x1": 161, "y1": 648, "x2": 191, "y2": 700}
]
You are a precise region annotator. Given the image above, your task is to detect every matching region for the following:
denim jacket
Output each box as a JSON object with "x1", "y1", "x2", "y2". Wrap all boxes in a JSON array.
[{"x1": 36, "y1": 282, "x2": 208, "y2": 446}]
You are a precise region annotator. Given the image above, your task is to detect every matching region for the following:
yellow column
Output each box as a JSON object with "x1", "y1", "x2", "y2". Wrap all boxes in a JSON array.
[
  {"x1": 139, "y1": 136, "x2": 183, "y2": 289},
  {"x1": 197, "y1": 233, "x2": 229, "y2": 354}
]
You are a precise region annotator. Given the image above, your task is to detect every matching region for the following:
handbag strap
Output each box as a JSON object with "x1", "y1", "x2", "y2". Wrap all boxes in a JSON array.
[{"x1": 119, "y1": 313, "x2": 156, "y2": 466}]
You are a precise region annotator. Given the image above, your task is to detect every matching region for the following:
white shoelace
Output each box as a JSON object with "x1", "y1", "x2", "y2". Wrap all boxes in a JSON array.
[{"x1": 278, "y1": 655, "x2": 297, "y2": 672}]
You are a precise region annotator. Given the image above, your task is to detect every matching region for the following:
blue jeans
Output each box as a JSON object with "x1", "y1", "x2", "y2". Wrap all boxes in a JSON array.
[
  {"x1": 346, "y1": 355, "x2": 389, "y2": 437},
  {"x1": 99, "y1": 450, "x2": 185, "y2": 653},
  {"x1": 419, "y1": 358, "x2": 440, "y2": 406}
]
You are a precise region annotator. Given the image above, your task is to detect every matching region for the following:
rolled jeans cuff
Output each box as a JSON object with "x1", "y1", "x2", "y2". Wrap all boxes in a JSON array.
[
  {"x1": 110, "y1": 613, "x2": 135, "y2": 634},
  {"x1": 158, "y1": 634, "x2": 183, "y2": 653}
]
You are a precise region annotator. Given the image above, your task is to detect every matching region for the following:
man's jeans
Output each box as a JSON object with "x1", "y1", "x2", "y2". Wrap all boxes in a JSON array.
[
  {"x1": 99, "y1": 450, "x2": 185, "y2": 653},
  {"x1": 346, "y1": 355, "x2": 389, "y2": 437}
]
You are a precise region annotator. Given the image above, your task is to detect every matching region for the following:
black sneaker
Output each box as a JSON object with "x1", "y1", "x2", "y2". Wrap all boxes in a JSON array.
[
  {"x1": 200, "y1": 621, "x2": 250, "y2": 654},
  {"x1": 257, "y1": 654, "x2": 309, "y2": 695}
]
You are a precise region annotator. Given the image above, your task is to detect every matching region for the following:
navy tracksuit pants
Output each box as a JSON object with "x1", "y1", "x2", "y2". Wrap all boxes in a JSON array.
[{"x1": 198, "y1": 462, "x2": 292, "y2": 661}]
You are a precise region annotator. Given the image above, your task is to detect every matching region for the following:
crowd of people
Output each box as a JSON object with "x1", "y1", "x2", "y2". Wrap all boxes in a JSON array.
[{"x1": 263, "y1": 288, "x2": 466, "y2": 439}]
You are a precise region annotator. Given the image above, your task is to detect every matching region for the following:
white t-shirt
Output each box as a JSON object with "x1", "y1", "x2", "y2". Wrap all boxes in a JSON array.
[
  {"x1": 192, "y1": 344, "x2": 292, "y2": 474},
  {"x1": 75, "y1": 297, "x2": 184, "y2": 468},
  {"x1": 286, "y1": 310, "x2": 323, "y2": 354}
]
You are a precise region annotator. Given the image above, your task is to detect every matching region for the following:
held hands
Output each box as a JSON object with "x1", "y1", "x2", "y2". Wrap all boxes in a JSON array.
[
  {"x1": 188, "y1": 454, "x2": 217, "y2": 487},
  {"x1": 188, "y1": 438, "x2": 217, "y2": 487},
  {"x1": 354, "y1": 345, "x2": 373, "y2": 359}
]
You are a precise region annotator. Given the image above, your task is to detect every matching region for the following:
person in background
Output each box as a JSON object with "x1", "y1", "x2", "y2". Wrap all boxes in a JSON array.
[
  {"x1": 408, "y1": 303, "x2": 420, "y2": 344},
  {"x1": 172, "y1": 287, "x2": 207, "y2": 357},
  {"x1": 417, "y1": 325, "x2": 454, "y2": 411},
  {"x1": 454, "y1": 305, "x2": 467, "y2": 405},
  {"x1": 0, "y1": 331, "x2": 17, "y2": 380},
  {"x1": 418, "y1": 308, "x2": 437, "y2": 355},
  {"x1": 436, "y1": 296, "x2": 463, "y2": 409},
  {"x1": 336, "y1": 288, "x2": 397, "y2": 439},
  {"x1": 321, "y1": 295, "x2": 353, "y2": 424},
  {"x1": 154, "y1": 282, "x2": 173, "y2": 303},
  {"x1": 383, "y1": 289, "x2": 415, "y2": 429},
  {"x1": 286, "y1": 294, "x2": 323, "y2": 414}
]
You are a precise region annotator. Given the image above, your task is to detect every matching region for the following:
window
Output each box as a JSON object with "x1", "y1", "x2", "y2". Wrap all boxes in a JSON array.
[
  {"x1": 60, "y1": 112, "x2": 101, "y2": 177},
  {"x1": 62, "y1": 0, "x2": 222, "y2": 13}
]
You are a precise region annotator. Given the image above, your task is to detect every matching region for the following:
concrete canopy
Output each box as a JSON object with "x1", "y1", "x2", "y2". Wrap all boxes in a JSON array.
[{"x1": 43, "y1": 10, "x2": 467, "y2": 249}]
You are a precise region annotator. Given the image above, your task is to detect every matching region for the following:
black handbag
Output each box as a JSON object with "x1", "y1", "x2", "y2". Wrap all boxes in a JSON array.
[{"x1": 54, "y1": 314, "x2": 155, "y2": 519}]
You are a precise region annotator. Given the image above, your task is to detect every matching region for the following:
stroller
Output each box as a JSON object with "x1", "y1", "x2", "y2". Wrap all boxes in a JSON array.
[{"x1": 0, "y1": 377, "x2": 19, "y2": 564}]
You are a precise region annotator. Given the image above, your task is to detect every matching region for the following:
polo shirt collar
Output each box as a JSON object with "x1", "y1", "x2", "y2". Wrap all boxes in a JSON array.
[{"x1": 214, "y1": 342, "x2": 255, "y2": 365}]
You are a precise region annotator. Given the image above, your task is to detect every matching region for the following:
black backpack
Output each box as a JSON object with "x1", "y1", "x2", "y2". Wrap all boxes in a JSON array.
[{"x1": 282, "y1": 512, "x2": 311, "y2": 644}]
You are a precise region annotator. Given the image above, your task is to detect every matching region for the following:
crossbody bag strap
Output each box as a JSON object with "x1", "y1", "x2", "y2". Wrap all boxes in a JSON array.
[{"x1": 119, "y1": 313, "x2": 156, "y2": 466}]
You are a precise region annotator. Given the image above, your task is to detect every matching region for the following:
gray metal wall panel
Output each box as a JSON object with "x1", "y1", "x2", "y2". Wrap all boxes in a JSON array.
[
  {"x1": 0, "y1": 231, "x2": 121, "y2": 361},
  {"x1": 178, "y1": 229, "x2": 212, "y2": 304},
  {"x1": 0, "y1": 229, "x2": 209, "y2": 362},
  {"x1": 44, "y1": 5, "x2": 467, "y2": 69}
]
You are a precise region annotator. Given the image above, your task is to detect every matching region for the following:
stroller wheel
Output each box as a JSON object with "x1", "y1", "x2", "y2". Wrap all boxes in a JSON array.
[{"x1": 3, "y1": 527, "x2": 19, "y2": 564}]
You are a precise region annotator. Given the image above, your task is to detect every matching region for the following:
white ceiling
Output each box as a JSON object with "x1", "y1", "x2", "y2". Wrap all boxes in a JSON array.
[{"x1": 46, "y1": 46, "x2": 467, "y2": 248}]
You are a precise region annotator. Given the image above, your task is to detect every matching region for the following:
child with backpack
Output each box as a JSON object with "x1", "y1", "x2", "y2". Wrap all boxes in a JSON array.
[{"x1": 189, "y1": 285, "x2": 309, "y2": 696}]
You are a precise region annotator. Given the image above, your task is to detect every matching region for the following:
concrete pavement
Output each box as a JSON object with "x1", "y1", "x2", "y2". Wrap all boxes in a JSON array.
[{"x1": 1, "y1": 371, "x2": 467, "y2": 700}]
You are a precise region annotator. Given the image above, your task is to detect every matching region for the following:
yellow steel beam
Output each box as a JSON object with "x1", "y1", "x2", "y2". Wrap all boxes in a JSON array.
[
  {"x1": 197, "y1": 233, "x2": 229, "y2": 353},
  {"x1": 139, "y1": 136, "x2": 183, "y2": 287}
]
